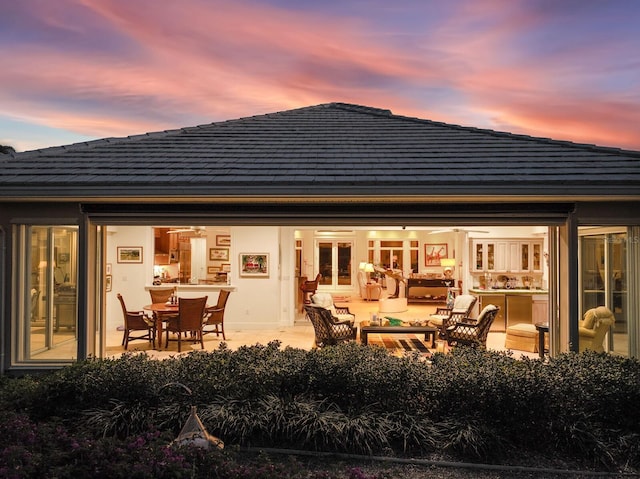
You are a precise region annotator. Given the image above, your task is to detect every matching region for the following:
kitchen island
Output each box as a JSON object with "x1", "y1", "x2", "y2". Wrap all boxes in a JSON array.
[{"x1": 469, "y1": 288, "x2": 549, "y2": 331}]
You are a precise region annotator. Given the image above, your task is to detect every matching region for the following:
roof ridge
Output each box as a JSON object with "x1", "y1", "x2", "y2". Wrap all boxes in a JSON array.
[{"x1": 13, "y1": 103, "x2": 640, "y2": 158}]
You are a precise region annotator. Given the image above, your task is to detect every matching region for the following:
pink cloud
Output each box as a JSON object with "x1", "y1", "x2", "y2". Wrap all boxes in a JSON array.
[{"x1": 1, "y1": 0, "x2": 637, "y2": 151}]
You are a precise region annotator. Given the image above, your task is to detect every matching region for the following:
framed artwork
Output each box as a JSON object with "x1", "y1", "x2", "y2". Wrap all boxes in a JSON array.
[
  {"x1": 216, "y1": 235, "x2": 231, "y2": 246},
  {"x1": 425, "y1": 243, "x2": 448, "y2": 266},
  {"x1": 209, "y1": 248, "x2": 229, "y2": 261},
  {"x1": 106, "y1": 263, "x2": 112, "y2": 275},
  {"x1": 221, "y1": 263, "x2": 231, "y2": 272},
  {"x1": 117, "y1": 246, "x2": 143, "y2": 263},
  {"x1": 239, "y1": 253, "x2": 269, "y2": 277},
  {"x1": 105, "y1": 275, "x2": 112, "y2": 292},
  {"x1": 207, "y1": 266, "x2": 220, "y2": 274}
]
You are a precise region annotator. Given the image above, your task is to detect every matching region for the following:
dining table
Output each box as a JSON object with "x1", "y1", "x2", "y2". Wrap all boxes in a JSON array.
[
  {"x1": 145, "y1": 301, "x2": 212, "y2": 349},
  {"x1": 144, "y1": 303, "x2": 178, "y2": 348}
]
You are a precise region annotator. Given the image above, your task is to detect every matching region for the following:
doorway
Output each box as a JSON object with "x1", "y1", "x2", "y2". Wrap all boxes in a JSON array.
[{"x1": 316, "y1": 240, "x2": 354, "y2": 290}]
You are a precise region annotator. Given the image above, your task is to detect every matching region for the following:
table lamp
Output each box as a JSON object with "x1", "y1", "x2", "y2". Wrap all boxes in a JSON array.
[{"x1": 440, "y1": 258, "x2": 456, "y2": 279}]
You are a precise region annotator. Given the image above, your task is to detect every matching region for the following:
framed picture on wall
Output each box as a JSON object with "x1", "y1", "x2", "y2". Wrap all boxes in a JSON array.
[
  {"x1": 106, "y1": 263, "x2": 112, "y2": 275},
  {"x1": 209, "y1": 248, "x2": 229, "y2": 261},
  {"x1": 216, "y1": 235, "x2": 231, "y2": 246},
  {"x1": 207, "y1": 266, "x2": 220, "y2": 274},
  {"x1": 425, "y1": 243, "x2": 448, "y2": 266},
  {"x1": 239, "y1": 253, "x2": 269, "y2": 277},
  {"x1": 117, "y1": 246, "x2": 143, "y2": 264},
  {"x1": 105, "y1": 275, "x2": 112, "y2": 292},
  {"x1": 221, "y1": 263, "x2": 231, "y2": 272}
]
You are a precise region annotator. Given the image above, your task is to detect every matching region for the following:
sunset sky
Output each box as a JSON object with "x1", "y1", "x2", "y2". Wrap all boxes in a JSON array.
[{"x1": 1, "y1": 0, "x2": 639, "y2": 152}]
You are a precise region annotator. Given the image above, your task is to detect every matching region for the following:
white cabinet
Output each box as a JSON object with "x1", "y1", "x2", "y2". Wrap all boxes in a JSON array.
[
  {"x1": 471, "y1": 239, "x2": 543, "y2": 273},
  {"x1": 532, "y1": 295, "x2": 549, "y2": 324}
]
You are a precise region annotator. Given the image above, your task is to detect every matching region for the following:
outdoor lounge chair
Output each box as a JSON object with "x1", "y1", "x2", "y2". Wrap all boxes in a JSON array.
[
  {"x1": 304, "y1": 304, "x2": 357, "y2": 348},
  {"x1": 429, "y1": 294, "x2": 477, "y2": 338},
  {"x1": 309, "y1": 292, "x2": 355, "y2": 323},
  {"x1": 445, "y1": 304, "x2": 499, "y2": 348}
]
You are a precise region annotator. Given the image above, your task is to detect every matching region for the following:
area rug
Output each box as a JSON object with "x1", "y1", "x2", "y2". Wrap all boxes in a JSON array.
[{"x1": 366, "y1": 334, "x2": 432, "y2": 356}]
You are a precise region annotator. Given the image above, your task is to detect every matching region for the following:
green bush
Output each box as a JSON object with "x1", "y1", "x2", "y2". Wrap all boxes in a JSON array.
[{"x1": 1, "y1": 342, "x2": 639, "y2": 474}]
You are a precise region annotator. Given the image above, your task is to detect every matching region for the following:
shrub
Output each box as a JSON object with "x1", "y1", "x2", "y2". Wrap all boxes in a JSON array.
[{"x1": 1, "y1": 343, "x2": 639, "y2": 473}]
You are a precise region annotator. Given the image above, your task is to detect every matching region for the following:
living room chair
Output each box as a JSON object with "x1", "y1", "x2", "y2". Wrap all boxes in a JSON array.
[
  {"x1": 310, "y1": 292, "x2": 355, "y2": 323},
  {"x1": 304, "y1": 304, "x2": 357, "y2": 347},
  {"x1": 579, "y1": 306, "x2": 615, "y2": 353},
  {"x1": 445, "y1": 304, "x2": 499, "y2": 349},
  {"x1": 202, "y1": 289, "x2": 231, "y2": 340},
  {"x1": 117, "y1": 293, "x2": 156, "y2": 350},
  {"x1": 300, "y1": 274, "x2": 322, "y2": 310},
  {"x1": 165, "y1": 296, "x2": 207, "y2": 352},
  {"x1": 429, "y1": 294, "x2": 477, "y2": 338},
  {"x1": 358, "y1": 270, "x2": 382, "y2": 301}
]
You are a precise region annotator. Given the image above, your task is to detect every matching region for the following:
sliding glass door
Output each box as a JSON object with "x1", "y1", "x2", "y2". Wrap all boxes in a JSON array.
[
  {"x1": 15, "y1": 225, "x2": 78, "y2": 362},
  {"x1": 579, "y1": 229, "x2": 627, "y2": 356}
]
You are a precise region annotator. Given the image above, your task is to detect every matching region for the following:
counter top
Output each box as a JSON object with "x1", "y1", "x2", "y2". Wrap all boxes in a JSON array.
[
  {"x1": 469, "y1": 288, "x2": 548, "y2": 295},
  {"x1": 146, "y1": 284, "x2": 237, "y2": 291}
]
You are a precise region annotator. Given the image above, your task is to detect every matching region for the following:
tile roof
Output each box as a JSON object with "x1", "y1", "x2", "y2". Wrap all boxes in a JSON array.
[{"x1": 1, "y1": 102, "x2": 639, "y2": 199}]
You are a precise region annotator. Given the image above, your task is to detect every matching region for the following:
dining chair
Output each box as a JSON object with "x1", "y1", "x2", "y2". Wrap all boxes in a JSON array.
[
  {"x1": 165, "y1": 296, "x2": 207, "y2": 352},
  {"x1": 117, "y1": 293, "x2": 156, "y2": 349},
  {"x1": 202, "y1": 289, "x2": 231, "y2": 340},
  {"x1": 149, "y1": 287, "x2": 176, "y2": 304},
  {"x1": 149, "y1": 287, "x2": 178, "y2": 325}
]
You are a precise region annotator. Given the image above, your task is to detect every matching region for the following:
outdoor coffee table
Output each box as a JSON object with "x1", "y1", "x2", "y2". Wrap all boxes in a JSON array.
[{"x1": 360, "y1": 324, "x2": 437, "y2": 348}]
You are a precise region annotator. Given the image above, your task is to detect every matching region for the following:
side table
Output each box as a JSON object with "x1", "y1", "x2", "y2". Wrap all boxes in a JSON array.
[{"x1": 535, "y1": 322, "x2": 549, "y2": 358}]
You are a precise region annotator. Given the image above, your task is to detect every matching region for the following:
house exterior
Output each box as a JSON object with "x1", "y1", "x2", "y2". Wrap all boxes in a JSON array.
[{"x1": 1, "y1": 102, "x2": 639, "y2": 373}]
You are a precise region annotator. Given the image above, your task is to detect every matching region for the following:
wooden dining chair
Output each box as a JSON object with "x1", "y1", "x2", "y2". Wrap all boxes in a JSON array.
[
  {"x1": 149, "y1": 287, "x2": 175, "y2": 304},
  {"x1": 165, "y1": 296, "x2": 207, "y2": 352},
  {"x1": 117, "y1": 293, "x2": 156, "y2": 349},
  {"x1": 202, "y1": 290, "x2": 231, "y2": 340},
  {"x1": 149, "y1": 287, "x2": 178, "y2": 324}
]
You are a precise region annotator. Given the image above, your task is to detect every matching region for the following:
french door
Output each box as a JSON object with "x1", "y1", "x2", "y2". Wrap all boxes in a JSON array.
[{"x1": 316, "y1": 240, "x2": 353, "y2": 290}]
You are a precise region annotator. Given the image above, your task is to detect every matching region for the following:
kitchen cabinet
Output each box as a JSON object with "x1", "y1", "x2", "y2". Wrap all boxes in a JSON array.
[
  {"x1": 506, "y1": 295, "x2": 532, "y2": 327},
  {"x1": 532, "y1": 296, "x2": 549, "y2": 324},
  {"x1": 471, "y1": 239, "x2": 543, "y2": 273},
  {"x1": 476, "y1": 293, "x2": 507, "y2": 331},
  {"x1": 474, "y1": 291, "x2": 548, "y2": 332}
]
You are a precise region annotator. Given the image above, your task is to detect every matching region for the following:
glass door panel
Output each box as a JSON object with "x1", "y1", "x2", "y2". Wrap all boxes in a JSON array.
[
  {"x1": 580, "y1": 236, "x2": 605, "y2": 313},
  {"x1": 337, "y1": 242, "x2": 352, "y2": 286},
  {"x1": 579, "y1": 230, "x2": 627, "y2": 356},
  {"x1": 318, "y1": 242, "x2": 333, "y2": 286},
  {"x1": 609, "y1": 233, "x2": 627, "y2": 355},
  {"x1": 26, "y1": 226, "x2": 78, "y2": 360}
]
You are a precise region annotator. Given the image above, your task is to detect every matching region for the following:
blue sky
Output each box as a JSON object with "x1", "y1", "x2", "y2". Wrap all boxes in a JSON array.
[{"x1": 1, "y1": 0, "x2": 638, "y2": 152}]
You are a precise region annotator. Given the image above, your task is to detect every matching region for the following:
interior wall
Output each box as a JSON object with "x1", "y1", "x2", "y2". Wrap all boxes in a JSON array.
[
  {"x1": 105, "y1": 226, "x2": 154, "y2": 332},
  {"x1": 229, "y1": 226, "x2": 282, "y2": 328}
]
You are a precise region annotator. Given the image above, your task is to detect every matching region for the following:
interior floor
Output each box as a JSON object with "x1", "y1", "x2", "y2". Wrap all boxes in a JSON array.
[{"x1": 104, "y1": 295, "x2": 540, "y2": 360}]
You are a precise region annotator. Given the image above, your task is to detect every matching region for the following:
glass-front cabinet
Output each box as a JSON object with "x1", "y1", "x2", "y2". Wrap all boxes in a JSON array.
[{"x1": 472, "y1": 239, "x2": 543, "y2": 273}]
